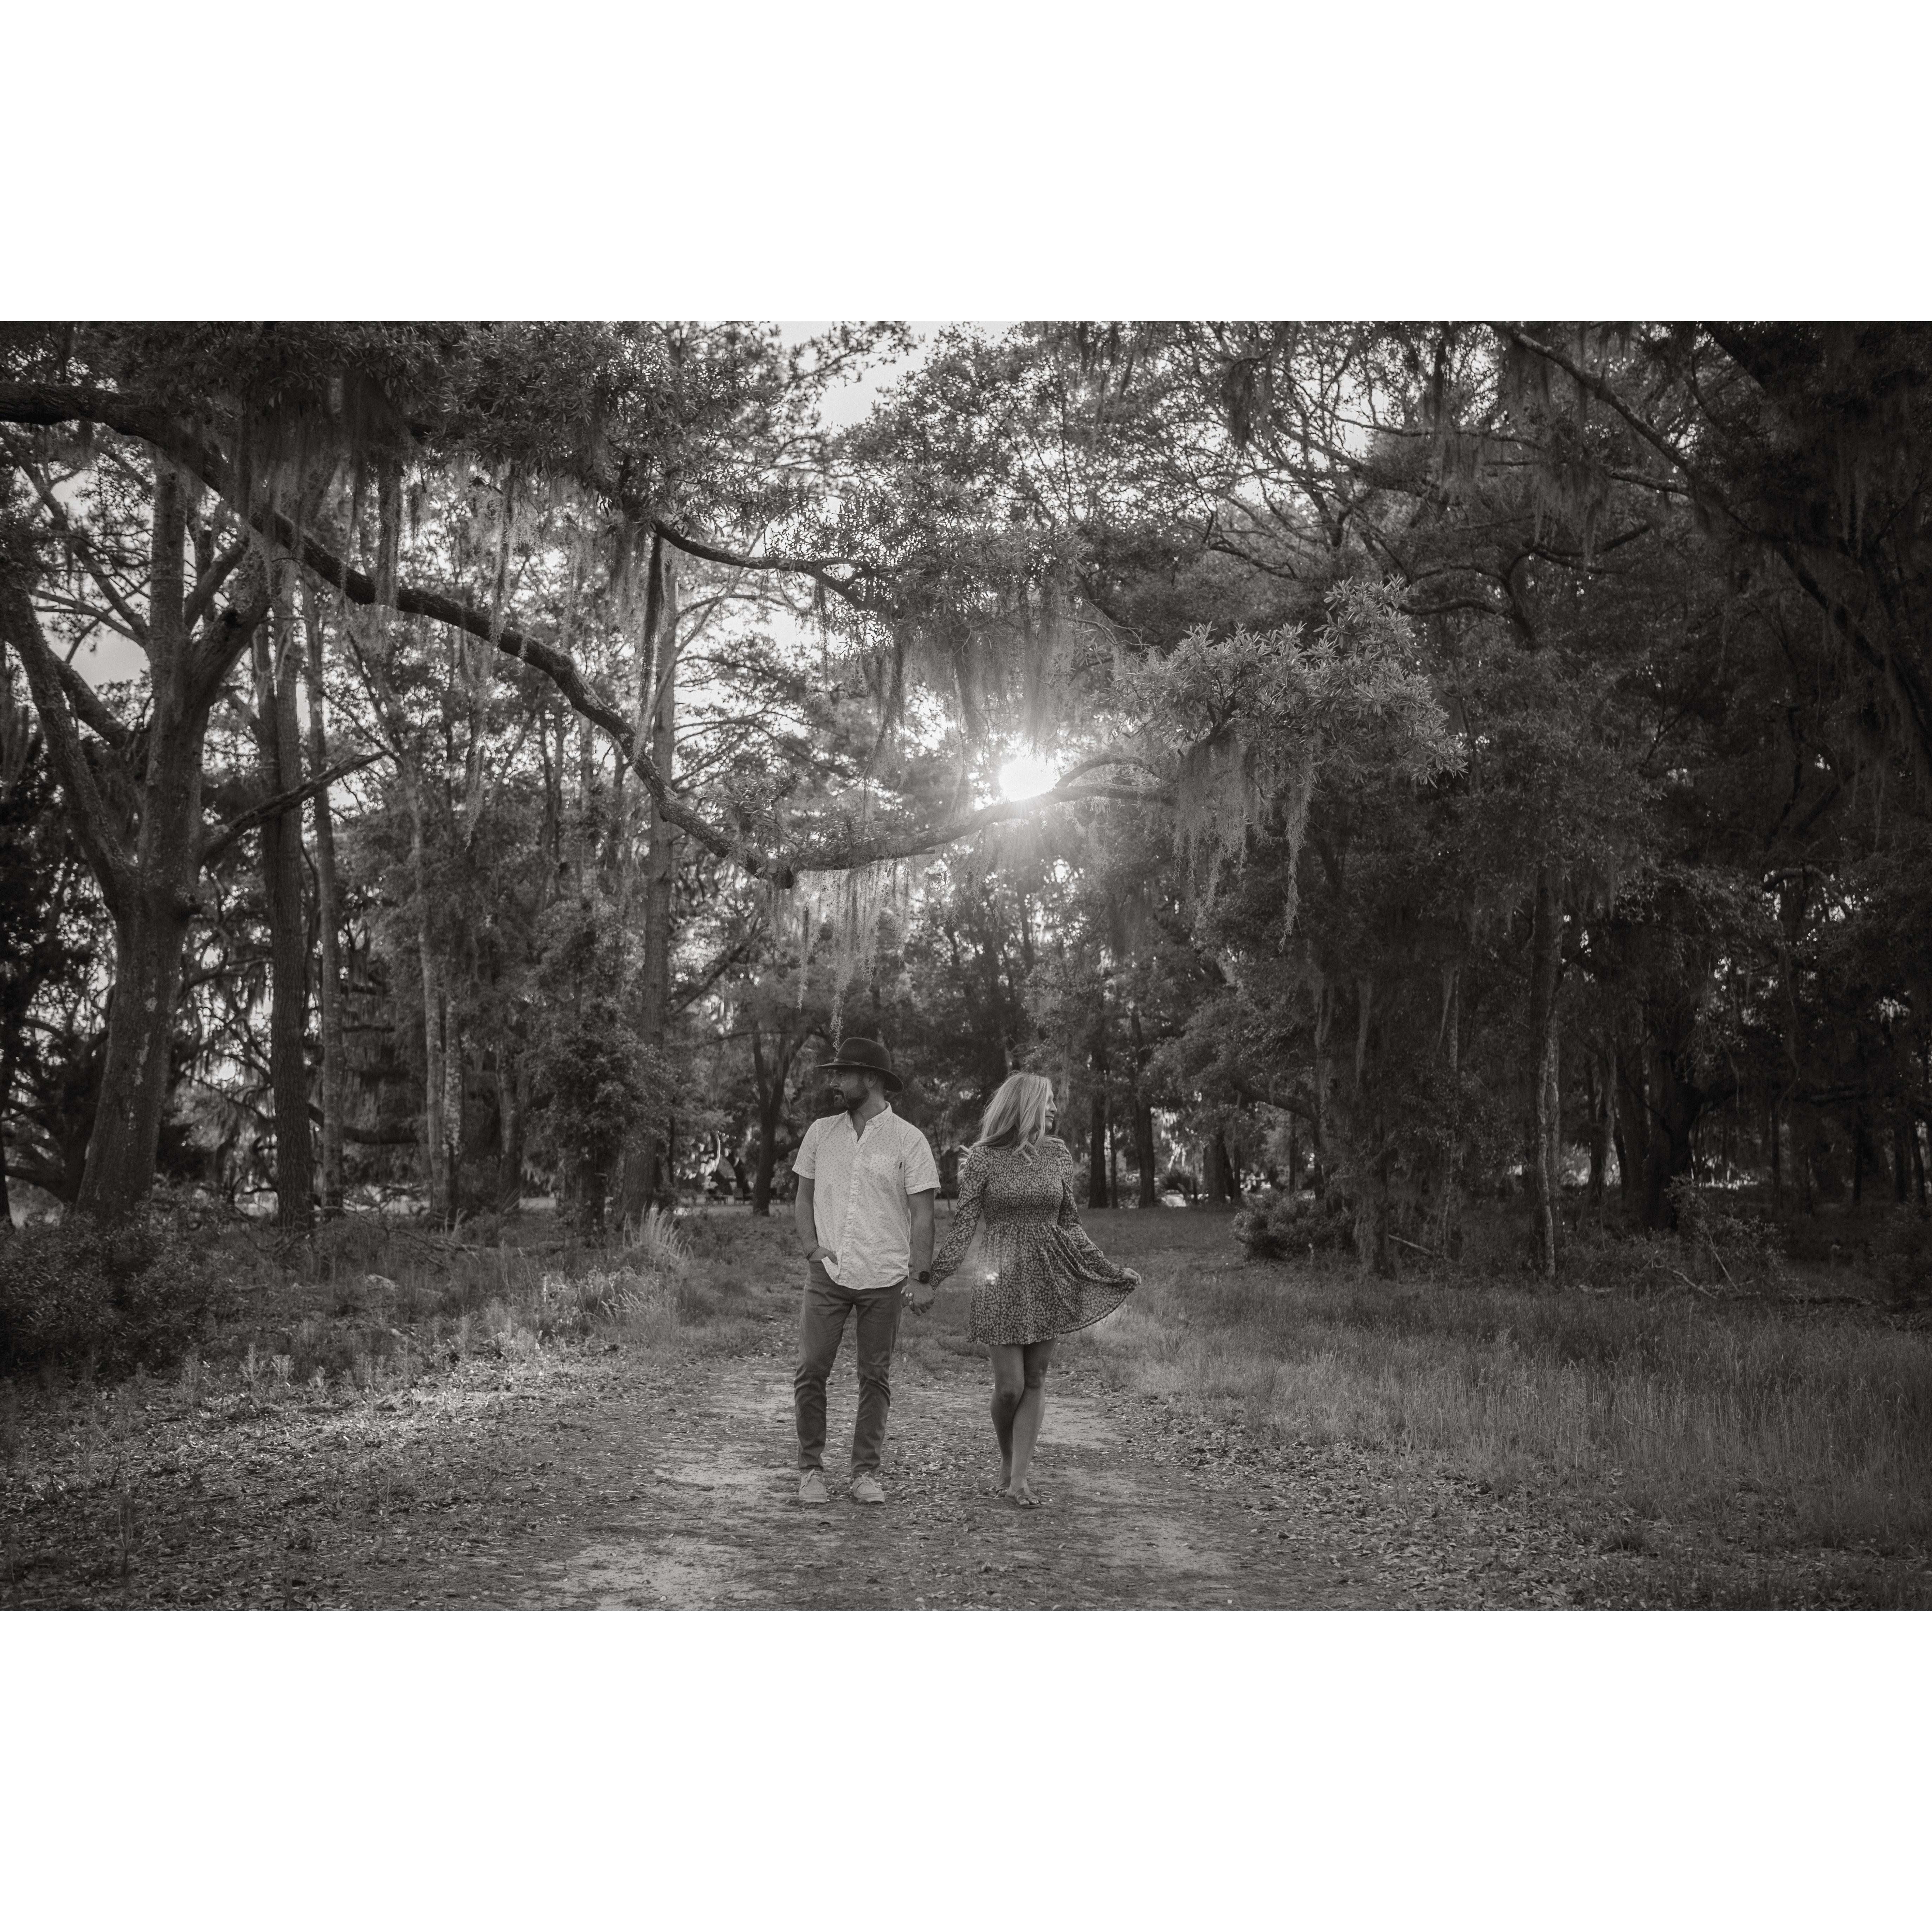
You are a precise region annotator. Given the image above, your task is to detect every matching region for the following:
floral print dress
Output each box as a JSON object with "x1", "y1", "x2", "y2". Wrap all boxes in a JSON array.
[{"x1": 930, "y1": 1137, "x2": 1139, "y2": 1346}]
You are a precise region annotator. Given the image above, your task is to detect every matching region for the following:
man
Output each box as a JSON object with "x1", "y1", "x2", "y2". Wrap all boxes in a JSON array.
[{"x1": 791, "y1": 1037, "x2": 939, "y2": 1505}]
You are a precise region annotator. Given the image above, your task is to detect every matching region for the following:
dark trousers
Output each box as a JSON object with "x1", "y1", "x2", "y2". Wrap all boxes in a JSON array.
[{"x1": 794, "y1": 1262, "x2": 904, "y2": 1475}]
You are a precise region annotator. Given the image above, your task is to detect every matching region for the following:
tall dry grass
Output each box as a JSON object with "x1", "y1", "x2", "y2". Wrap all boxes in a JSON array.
[
  {"x1": 193, "y1": 1202, "x2": 786, "y2": 1385},
  {"x1": 1076, "y1": 1254, "x2": 1932, "y2": 1551}
]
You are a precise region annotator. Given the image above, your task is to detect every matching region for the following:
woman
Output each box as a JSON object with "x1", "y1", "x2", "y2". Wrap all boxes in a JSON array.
[{"x1": 929, "y1": 1072, "x2": 1139, "y2": 1507}]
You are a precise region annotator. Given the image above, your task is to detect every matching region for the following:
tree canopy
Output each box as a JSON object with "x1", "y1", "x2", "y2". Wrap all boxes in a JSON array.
[{"x1": 2, "y1": 321, "x2": 1926, "y2": 1270}]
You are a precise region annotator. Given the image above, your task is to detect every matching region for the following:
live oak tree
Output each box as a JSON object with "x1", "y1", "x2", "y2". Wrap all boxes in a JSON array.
[
  {"x1": 0, "y1": 323, "x2": 920, "y2": 1221},
  {"x1": 5, "y1": 320, "x2": 1927, "y2": 1263}
]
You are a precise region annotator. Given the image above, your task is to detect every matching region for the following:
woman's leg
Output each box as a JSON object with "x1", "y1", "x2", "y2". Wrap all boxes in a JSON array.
[
  {"x1": 1007, "y1": 1339, "x2": 1057, "y2": 1502},
  {"x1": 987, "y1": 1345, "x2": 1026, "y2": 1489}
]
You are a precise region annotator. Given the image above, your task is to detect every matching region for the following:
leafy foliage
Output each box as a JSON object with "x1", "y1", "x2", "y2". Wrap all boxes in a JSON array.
[
  {"x1": 0, "y1": 1217, "x2": 212, "y2": 1379},
  {"x1": 523, "y1": 904, "x2": 673, "y2": 1229},
  {"x1": 1, "y1": 320, "x2": 1927, "y2": 1274}
]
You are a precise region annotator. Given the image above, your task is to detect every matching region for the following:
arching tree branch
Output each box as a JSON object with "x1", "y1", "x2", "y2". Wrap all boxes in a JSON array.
[
  {"x1": 198, "y1": 752, "x2": 381, "y2": 868},
  {"x1": 0, "y1": 380, "x2": 1170, "y2": 882},
  {"x1": 0, "y1": 565, "x2": 131, "y2": 913}
]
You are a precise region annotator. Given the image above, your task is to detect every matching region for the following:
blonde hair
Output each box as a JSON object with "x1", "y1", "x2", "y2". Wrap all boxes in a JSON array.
[{"x1": 973, "y1": 1072, "x2": 1058, "y2": 1156}]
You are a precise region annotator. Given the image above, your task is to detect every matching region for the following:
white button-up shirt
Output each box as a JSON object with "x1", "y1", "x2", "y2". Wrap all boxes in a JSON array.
[{"x1": 793, "y1": 1105, "x2": 940, "y2": 1292}]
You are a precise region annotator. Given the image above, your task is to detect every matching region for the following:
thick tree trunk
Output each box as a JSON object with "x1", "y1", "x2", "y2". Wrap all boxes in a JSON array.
[
  {"x1": 0, "y1": 1044, "x2": 10, "y2": 1226},
  {"x1": 748, "y1": 1018, "x2": 796, "y2": 1217},
  {"x1": 303, "y1": 583, "x2": 346, "y2": 1215},
  {"x1": 80, "y1": 515, "x2": 262, "y2": 1217},
  {"x1": 12, "y1": 474, "x2": 182, "y2": 1219},
  {"x1": 1129, "y1": 1005, "x2": 1157, "y2": 1208},
  {"x1": 1356, "y1": 1125, "x2": 1396, "y2": 1277},
  {"x1": 1086, "y1": 994, "x2": 1109, "y2": 1209},
  {"x1": 423, "y1": 966, "x2": 449, "y2": 1220},
  {"x1": 253, "y1": 598, "x2": 313, "y2": 1229},
  {"x1": 401, "y1": 772, "x2": 449, "y2": 1223},
  {"x1": 1435, "y1": 964, "x2": 1463, "y2": 1242},
  {"x1": 623, "y1": 538, "x2": 677, "y2": 1224},
  {"x1": 1641, "y1": 1008, "x2": 1701, "y2": 1229},
  {"x1": 1525, "y1": 867, "x2": 1563, "y2": 1280},
  {"x1": 752, "y1": 1116, "x2": 781, "y2": 1216},
  {"x1": 1584, "y1": 1047, "x2": 1610, "y2": 1216},
  {"x1": 340, "y1": 523, "x2": 452, "y2": 1223},
  {"x1": 1133, "y1": 1103, "x2": 1157, "y2": 1206},
  {"x1": 1203, "y1": 1129, "x2": 1235, "y2": 1203},
  {"x1": 78, "y1": 893, "x2": 195, "y2": 1219},
  {"x1": 497, "y1": 1048, "x2": 527, "y2": 1216},
  {"x1": 1311, "y1": 977, "x2": 1335, "y2": 1208},
  {"x1": 3, "y1": 464, "x2": 273, "y2": 1223},
  {"x1": 1613, "y1": 1033, "x2": 1648, "y2": 1211},
  {"x1": 443, "y1": 1000, "x2": 466, "y2": 1208}
]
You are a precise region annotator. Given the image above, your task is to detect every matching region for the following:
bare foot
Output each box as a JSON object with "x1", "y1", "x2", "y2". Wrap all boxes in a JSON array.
[{"x1": 1006, "y1": 1481, "x2": 1042, "y2": 1509}]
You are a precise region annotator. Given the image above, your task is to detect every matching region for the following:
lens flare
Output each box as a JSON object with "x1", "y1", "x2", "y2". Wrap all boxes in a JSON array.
[{"x1": 997, "y1": 754, "x2": 1058, "y2": 800}]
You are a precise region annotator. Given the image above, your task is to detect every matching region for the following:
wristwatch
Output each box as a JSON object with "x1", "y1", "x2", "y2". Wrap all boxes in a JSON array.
[{"x1": 916, "y1": 1269, "x2": 932, "y2": 1284}]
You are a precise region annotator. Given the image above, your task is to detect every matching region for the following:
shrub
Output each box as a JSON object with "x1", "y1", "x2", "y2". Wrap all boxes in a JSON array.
[
  {"x1": 621, "y1": 1205, "x2": 690, "y2": 1274},
  {"x1": 1233, "y1": 1189, "x2": 1352, "y2": 1262},
  {"x1": 1667, "y1": 1178, "x2": 1788, "y2": 1290},
  {"x1": 539, "y1": 1265, "x2": 671, "y2": 1328},
  {"x1": 1875, "y1": 1215, "x2": 1932, "y2": 1307},
  {"x1": 0, "y1": 1216, "x2": 213, "y2": 1380}
]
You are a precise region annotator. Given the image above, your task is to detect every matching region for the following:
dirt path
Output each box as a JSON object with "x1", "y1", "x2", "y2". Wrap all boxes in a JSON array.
[
  {"x1": 523, "y1": 1348, "x2": 1398, "y2": 1611},
  {"x1": 2, "y1": 1294, "x2": 1585, "y2": 1612},
  {"x1": 0, "y1": 1213, "x2": 1605, "y2": 1612},
  {"x1": 10, "y1": 1202, "x2": 1919, "y2": 1611}
]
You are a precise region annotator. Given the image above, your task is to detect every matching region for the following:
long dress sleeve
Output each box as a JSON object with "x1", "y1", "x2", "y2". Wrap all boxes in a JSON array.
[
  {"x1": 929, "y1": 1148, "x2": 987, "y2": 1284},
  {"x1": 1056, "y1": 1148, "x2": 1082, "y2": 1230},
  {"x1": 1051, "y1": 1144, "x2": 1109, "y2": 1263}
]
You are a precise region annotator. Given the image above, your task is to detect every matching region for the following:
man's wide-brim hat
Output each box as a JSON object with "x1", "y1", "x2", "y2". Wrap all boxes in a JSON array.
[{"x1": 819, "y1": 1037, "x2": 903, "y2": 1094}]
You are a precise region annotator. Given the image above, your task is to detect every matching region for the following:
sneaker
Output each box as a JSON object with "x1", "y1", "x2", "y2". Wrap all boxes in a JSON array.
[
  {"x1": 798, "y1": 1470, "x2": 830, "y2": 1506},
  {"x1": 849, "y1": 1473, "x2": 886, "y2": 1506}
]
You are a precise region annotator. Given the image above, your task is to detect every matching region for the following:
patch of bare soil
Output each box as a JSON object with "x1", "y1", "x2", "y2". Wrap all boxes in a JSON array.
[{"x1": 537, "y1": 1350, "x2": 1395, "y2": 1611}]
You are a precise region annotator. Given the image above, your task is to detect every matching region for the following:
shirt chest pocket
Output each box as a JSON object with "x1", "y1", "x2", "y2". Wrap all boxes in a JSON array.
[{"x1": 855, "y1": 1143, "x2": 901, "y2": 1187}]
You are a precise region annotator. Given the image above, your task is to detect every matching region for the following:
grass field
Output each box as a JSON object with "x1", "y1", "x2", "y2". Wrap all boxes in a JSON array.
[
  {"x1": 98, "y1": 1200, "x2": 1932, "y2": 1571},
  {"x1": 6, "y1": 1197, "x2": 1927, "y2": 1608},
  {"x1": 1063, "y1": 1206, "x2": 1932, "y2": 1603}
]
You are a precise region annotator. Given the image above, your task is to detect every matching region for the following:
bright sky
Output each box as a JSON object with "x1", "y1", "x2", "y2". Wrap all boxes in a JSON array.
[{"x1": 778, "y1": 320, "x2": 935, "y2": 429}]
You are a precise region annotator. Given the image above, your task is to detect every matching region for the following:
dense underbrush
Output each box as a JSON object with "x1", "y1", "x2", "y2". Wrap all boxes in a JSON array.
[
  {"x1": 0, "y1": 1200, "x2": 791, "y2": 1399},
  {"x1": 1233, "y1": 1180, "x2": 1932, "y2": 1310},
  {"x1": 217, "y1": 1204, "x2": 783, "y2": 1393},
  {"x1": 0, "y1": 1218, "x2": 213, "y2": 1381}
]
